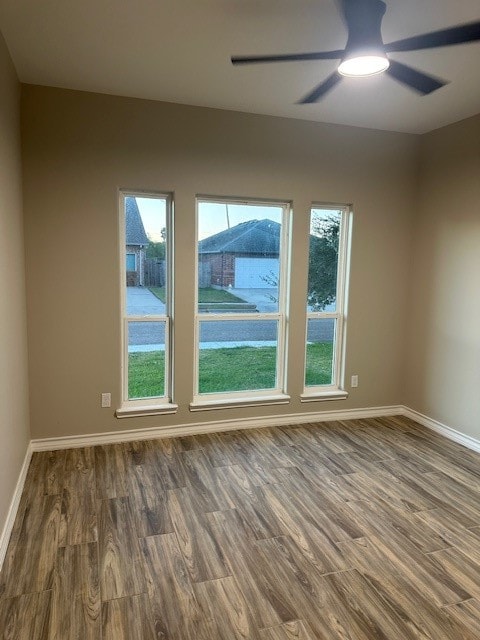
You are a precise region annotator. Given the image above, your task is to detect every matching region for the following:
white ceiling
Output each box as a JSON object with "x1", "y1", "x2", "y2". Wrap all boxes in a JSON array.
[{"x1": 1, "y1": 0, "x2": 479, "y2": 134}]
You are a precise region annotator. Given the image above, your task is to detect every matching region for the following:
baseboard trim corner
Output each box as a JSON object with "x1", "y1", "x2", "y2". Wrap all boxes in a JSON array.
[
  {"x1": 0, "y1": 443, "x2": 33, "y2": 571},
  {"x1": 30, "y1": 404, "x2": 405, "y2": 451},
  {"x1": 402, "y1": 406, "x2": 480, "y2": 454}
]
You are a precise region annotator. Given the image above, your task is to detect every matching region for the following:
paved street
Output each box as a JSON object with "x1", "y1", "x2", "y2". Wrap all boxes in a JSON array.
[{"x1": 126, "y1": 287, "x2": 334, "y2": 349}]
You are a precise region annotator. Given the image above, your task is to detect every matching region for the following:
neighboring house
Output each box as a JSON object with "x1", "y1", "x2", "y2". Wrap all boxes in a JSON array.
[
  {"x1": 125, "y1": 196, "x2": 148, "y2": 286},
  {"x1": 198, "y1": 219, "x2": 280, "y2": 288}
]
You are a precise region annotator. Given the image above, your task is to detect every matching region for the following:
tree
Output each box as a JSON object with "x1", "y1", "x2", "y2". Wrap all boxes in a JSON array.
[
  {"x1": 260, "y1": 214, "x2": 340, "y2": 310},
  {"x1": 307, "y1": 213, "x2": 340, "y2": 311},
  {"x1": 146, "y1": 228, "x2": 167, "y2": 259}
]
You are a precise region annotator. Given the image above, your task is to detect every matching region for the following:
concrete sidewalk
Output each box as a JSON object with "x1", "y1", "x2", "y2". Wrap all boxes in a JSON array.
[
  {"x1": 127, "y1": 286, "x2": 165, "y2": 315},
  {"x1": 228, "y1": 287, "x2": 278, "y2": 313}
]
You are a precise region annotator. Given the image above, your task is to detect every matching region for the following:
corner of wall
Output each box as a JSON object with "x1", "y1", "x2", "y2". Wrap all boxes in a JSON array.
[{"x1": 0, "y1": 28, "x2": 32, "y2": 568}]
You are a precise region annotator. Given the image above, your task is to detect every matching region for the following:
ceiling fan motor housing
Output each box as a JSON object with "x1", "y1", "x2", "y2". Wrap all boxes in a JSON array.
[{"x1": 342, "y1": 0, "x2": 387, "y2": 59}]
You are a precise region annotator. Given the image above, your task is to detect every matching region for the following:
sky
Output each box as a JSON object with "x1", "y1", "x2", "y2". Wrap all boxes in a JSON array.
[
  {"x1": 197, "y1": 202, "x2": 282, "y2": 240},
  {"x1": 136, "y1": 197, "x2": 166, "y2": 242},
  {"x1": 135, "y1": 197, "x2": 342, "y2": 243},
  {"x1": 135, "y1": 197, "x2": 283, "y2": 242}
]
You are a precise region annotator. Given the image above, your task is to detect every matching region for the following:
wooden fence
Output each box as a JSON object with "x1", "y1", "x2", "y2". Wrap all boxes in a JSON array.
[
  {"x1": 143, "y1": 259, "x2": 212, "y2": 288},
  {"x1": 144, "y1": 258, "x2": 165, "y2": 287},
  {"x1": 198, "y1": 262, "x2": 211, "y2": 288}
]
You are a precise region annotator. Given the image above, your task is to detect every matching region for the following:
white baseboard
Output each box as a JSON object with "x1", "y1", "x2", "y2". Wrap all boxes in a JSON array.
[
  {"x1": 402, "y1": 406, "x2": 480, "y2": 454},
  {"x1": 31, "y1": 405, "x2": 404, "y2": 451},
  {"x1": 28, "y1": 404, "x2": 480, "y2": 456},
  {"x1": 0, "y1": 443, "x2": 33, "y2": 571}
]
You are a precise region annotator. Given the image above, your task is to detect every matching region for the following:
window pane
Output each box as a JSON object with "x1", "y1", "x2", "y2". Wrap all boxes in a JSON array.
[
  {"x1": 308, "y1": 208, "x2": 342, "y2": 312},
  {"x1": 128, "y1": 321, "x2": 166, "y2": 399},
  {"x1": 124, "y1": 195, "x2": 167, "y2": 313},
  {"x1": 198, "y1": 320, "x2": 278, "y2": 393},
  {"x1": 197, "y1": 201, "x2": 283, "y2": 314},
  {"x1": 305, "y1": 318, "x2": 336, "y2": 386},
  {"x1": 126, "y1": 253, "x2": 136, "y2": 271}
]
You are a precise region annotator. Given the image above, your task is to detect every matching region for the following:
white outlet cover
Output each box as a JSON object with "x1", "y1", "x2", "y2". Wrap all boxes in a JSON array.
[{"x1": 101, "y1": 393, "x2": 111, "y2": 408}]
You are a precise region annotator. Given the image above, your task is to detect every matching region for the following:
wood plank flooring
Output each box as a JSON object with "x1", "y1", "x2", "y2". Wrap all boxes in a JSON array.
[{"x1": 3, "y1": 415, "x2": 480, "y2": 638}]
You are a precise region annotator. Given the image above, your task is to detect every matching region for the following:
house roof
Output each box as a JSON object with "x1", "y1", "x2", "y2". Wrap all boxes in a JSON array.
[
  {"x1": 199, "y1": 218, "x2": 280, "y2": 255},
  {"x1": 125, "y1": 197, "x2": 149, "y2": 246}
]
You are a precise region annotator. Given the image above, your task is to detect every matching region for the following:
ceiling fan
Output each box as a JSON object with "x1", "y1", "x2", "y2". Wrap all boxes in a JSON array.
[{"x1": 231, "y1": 0, "x2": 480, "y2": 103}]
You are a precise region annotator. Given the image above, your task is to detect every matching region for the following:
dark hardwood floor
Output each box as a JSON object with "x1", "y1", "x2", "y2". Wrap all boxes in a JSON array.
[{"x1": 2, "y1": 415, "x2": 480, "y2": 638}]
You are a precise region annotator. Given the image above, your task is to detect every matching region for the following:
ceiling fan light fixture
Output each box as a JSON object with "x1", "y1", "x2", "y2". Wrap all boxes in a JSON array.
[
  {"x1": 232, "y1": 0, "x2": 480, "y2": 102},
  {"x1": 337, "y1": 0, "x2": 389, "y2": 77},
  {"x1": 338, "y1": 54, "x2": 389, "y2": 77}
]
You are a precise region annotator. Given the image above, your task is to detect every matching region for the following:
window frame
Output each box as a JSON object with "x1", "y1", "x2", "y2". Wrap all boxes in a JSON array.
[
  {"x1": 191, "y1": 196, "x2": 291, "y2": 410},
  {"x1": 117, "y1": 190, "x2": 177, "y2": 418},
  {"x1": 301, "y1": 203, "x2": 352, "y2": 402}
]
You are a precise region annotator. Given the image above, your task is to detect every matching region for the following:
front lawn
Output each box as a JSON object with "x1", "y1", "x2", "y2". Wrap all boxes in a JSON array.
[
  {"x1": 128, "y1": 342, "x2": 333, "y2": 398},
  {"x1": 148, "y1": 287, "x2": 167, "y2": 303},
  {"x1": 199, "y1": 346, "x2": 277, "y2": 393},
  {"x1": 128, "y1": 351, "x2": 165, "y2": 399},
  {"x1": 149, "y1": 286, "x2": 245, "y2": 304}
]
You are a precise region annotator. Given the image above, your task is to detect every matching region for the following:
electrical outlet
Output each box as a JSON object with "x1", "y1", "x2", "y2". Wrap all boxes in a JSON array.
[
  {"x1": 351, "y1": 375, "x2": 359, "y2": 388},
  {"x1": 101, "y1": 393, "x2": 111, "y2": 408}
]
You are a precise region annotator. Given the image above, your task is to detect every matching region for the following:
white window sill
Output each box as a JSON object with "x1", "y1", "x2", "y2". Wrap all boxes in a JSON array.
[
  {"x1": 300, "y1": 390, "x2": 348, "y2": 403},
  {"x1": 116, "y1": 403, "x2": 178, "y2": 419},
  {"x1": 190, "y1": 394, "x2": 290, "y2": 412}
]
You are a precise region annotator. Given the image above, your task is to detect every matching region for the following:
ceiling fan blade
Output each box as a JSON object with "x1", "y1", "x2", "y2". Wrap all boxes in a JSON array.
[
  {"x1": 386, "y1": 59, "x2": 448, "y2": 95},
  {"x1": 231, "y1": 50, "x2": 343, "y2": 65},
  {"x1": 299, "y1": 72, "x2": 342, "y2": 103},
  {"x1": 386, "y1": 21, "x2": 480, "y2": 52}
]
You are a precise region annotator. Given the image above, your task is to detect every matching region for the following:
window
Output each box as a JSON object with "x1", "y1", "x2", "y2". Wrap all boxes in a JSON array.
[
  {"x1": 126, "y1": 253, "x2": 136, "y2": 272},
  {"x1": 117, "y1": 192, "x2": 176, "y2": 417},
  {"x1": 302, "y1": 204, "x2": 351, "y2": 401},
  {"x1": 192, "y1": 197, "x2": 291, "y2": 409}
]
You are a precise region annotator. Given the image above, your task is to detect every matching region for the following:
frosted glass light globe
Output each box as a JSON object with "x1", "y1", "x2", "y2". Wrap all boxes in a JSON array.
[{"x1": 338, "y1": 55, "x2": 390, "y2": 77}]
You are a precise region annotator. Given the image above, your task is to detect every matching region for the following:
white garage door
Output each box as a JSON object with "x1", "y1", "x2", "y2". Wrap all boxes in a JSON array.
[{"x1": 234, "y1": 257, "x2": 279, "y2": 288}]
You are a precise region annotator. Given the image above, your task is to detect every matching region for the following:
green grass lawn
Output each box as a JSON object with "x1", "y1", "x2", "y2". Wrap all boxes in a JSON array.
[
  {"x1": 128, "y1": 351, "x2": 165, "y2": 399},
  {"x1": 199, "y1": 346, "x2": 277, "y2": 393},
  {"x1": 305, "y1": 342, "x2": 334, "y2": 386},
  {"x1": 149, "y1": 286, "x2": 245, "y2": 304},
  {"x1": 148, "y1": 287, "x2": 167, "y2": 303},
  {"x1": 128, "y1": 342, "x2": 333, "y2": 398}
]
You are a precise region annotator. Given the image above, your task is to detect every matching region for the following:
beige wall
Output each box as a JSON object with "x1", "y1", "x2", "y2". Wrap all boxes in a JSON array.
[
  {"x1": 21, "y1": 85, "x2": 418, "y2": 439},
  {"x1": 0, "y1": 35, "x2": 30, "y2": 531},
  {"x1": 406, "y1": 114, "x2": 480, "y2": 438}
]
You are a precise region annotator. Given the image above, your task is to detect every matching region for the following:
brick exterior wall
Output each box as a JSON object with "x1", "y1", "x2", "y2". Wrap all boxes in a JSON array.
[
  {"x1": 199, "y1": 252, "x2": 277, "y2": 288},
  {"x1": 126, "y1": 245, "x2": 145, "y2": 286}
]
